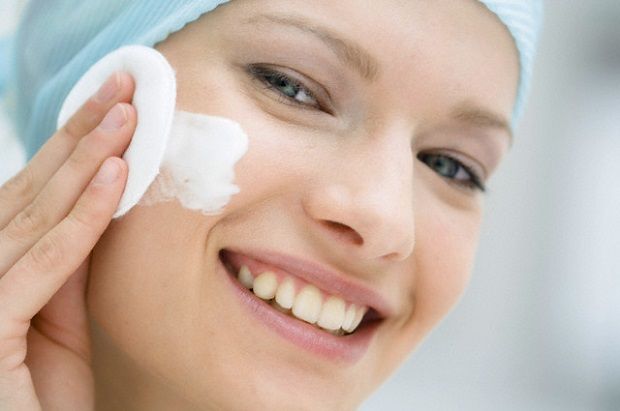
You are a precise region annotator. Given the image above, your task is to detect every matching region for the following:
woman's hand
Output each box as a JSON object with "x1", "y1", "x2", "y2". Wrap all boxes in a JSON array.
[{"x1": 0, "y1": 72, "x2": 136, "y2": 410}]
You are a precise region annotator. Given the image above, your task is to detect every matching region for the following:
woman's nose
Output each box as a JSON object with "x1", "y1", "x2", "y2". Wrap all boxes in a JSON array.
[{"x1": 302, "y1": 139, "x2": 416, "y2": 262}]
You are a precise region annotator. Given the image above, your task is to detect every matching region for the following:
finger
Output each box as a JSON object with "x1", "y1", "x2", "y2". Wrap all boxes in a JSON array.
[
  {"x1": 0, "y1": 157, "x2": 127, "y2": 322},
  {"x1": 0, "y1": 72, "x2": 135, "y2": 226},
  {"x1": 0, "y1": 103, "x2": 136, "y2": 274},
  {"x1": 32, "y1": 259, "x2": 91, "y2": 361}
]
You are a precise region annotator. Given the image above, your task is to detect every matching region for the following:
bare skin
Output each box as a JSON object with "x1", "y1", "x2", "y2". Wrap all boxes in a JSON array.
[
  {"x1": 0, "y1": 73, "x2": 137, "y2": 410},
  {"x1": 90, "y1": 1, "x2": 517, "y2": 410},
  {"x1": 0, "y1": 0, "x2": 518, "y2": 410}
]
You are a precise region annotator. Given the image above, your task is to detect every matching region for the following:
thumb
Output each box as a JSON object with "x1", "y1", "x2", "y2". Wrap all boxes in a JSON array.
[{"x1": 32, "y1": 257, "x2": 92, "y2": 362}]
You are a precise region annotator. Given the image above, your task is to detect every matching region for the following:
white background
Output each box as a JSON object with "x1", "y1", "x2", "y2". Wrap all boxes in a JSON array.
[
  {"x1": 0, "y1": 0, "x2": 25, "y2": 181},
  {"x1": 1, "y1": 1, "x2": 619, "y2": 410}
]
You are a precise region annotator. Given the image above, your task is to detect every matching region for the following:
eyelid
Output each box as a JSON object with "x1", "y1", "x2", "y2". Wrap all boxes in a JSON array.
[
  {"x1": 435, "y1": 148, "x2": 488, "y2": 183},
  {"x1": 416, "y1": 149, "x2": 487, "y2": 194},
  {"x1": 248, "y1": 64, "x2": 334, "y2": 112},
  {"x1": 248, "y1": 64, "x2": 488, "y2": 192},
  {"x1": 455, "y1": 158, "x2": 486, "y2": 193}
]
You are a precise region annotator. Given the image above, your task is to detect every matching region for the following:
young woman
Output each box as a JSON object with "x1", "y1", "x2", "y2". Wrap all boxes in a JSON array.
[{"x1": 0, "y1": 0, "x2": 543, "y2": 409}]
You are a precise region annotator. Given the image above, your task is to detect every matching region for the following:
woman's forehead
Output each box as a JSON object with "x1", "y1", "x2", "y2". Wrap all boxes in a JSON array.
[
  {"x1": 184, "y1": 1, "x2": 519, "y2": 133},
  {"x1": 207, "y1": 0, "x2": 542, "y2": 125},
  {"x1": 9, "y1": 0, "x2": 542, "y2": 159}
]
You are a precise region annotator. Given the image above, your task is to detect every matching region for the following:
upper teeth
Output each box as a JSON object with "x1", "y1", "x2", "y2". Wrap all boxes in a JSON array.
[{"x1": 236, "y1": 265, "x2": 368, "y2": 334}]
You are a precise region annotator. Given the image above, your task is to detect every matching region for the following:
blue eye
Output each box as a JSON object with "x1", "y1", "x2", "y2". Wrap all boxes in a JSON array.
[
  {"x1": 248, "y1": 65, "x2": 485, "y2": 193},
  {"x1": 418, "y1": 153, "x2": 486, "y2": 192},
  {"x1": 248, "y1": 65, "x2": 324, "y2": 111}
]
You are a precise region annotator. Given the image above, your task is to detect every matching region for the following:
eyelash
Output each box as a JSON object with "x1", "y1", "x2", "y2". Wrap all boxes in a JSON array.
[
  {"x1": 417, "y1": 153, "x2": 486, "y2": 192},
  {"x1": 248, "y1": 65, "x2": 486, "y2": 193},
  {"x1": 248, "y1": 65, "x2": 324, "y2": 111}
]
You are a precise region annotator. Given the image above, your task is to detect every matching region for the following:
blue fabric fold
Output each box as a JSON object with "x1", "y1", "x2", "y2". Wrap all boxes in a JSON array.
[
  {"x1": 10, "y1": 0, "x2": 543, "y2": 161},
  {"x1": 479, "y1": 1, "x2": 545, "y2": 126},
  {"x1": 11, "y1": 0, "x2": 231, "y2": 160},
  {"x1": 0, "y1": 36, "x2": 14, "y2": 98}
]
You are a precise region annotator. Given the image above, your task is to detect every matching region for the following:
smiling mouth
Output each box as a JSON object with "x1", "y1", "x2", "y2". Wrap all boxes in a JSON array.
[{"x1": 218, "y1": 249, "x2": 383, "y2": 338}]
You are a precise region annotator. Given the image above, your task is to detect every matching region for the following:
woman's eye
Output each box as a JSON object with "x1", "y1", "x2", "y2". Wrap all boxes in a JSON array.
[
  {"x1": 248, "y1": 65, "x2": 324, "y2": 112},
  {"x1": 417, "y1": 153, "x2": 486, "y2": 193}
]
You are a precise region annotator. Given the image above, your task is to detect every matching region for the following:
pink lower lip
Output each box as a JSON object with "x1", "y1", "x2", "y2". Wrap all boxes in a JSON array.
[{"x1": 217, "y1": 252, "x2": 381, "y2": 365}]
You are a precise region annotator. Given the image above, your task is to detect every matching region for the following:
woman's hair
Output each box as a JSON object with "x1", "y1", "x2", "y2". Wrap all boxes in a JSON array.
[{"x1": 2, "y1": 0, "x2": 543, "y2": 160}]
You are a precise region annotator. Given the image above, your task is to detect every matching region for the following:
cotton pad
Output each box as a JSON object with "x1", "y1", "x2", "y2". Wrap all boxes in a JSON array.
[
  {"x1": 58, "y1": 44, "x2": 249, "y2": 219},
  {"x1": 57, "y1": 45, "x2": 177, "y2": 218}
]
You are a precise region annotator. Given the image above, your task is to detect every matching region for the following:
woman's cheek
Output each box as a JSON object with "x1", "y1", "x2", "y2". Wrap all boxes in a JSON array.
[
  {"x1": 414, "y1": 202, "x2": 482, "y2": 331},
  {"x1": 194, "y1": 97, "x2": 333, "y2": 213},
  {"x1": 87, "y1": 203, "x2": 210, "y2": 324},
  {"x1": 360, "y1": 193, "x2": 484, "y2": 388}
]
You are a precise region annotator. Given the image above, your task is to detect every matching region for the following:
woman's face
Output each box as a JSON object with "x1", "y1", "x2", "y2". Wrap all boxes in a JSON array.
[{"x1": 88, "y1": 0, "x2": 518, "y2": 409}]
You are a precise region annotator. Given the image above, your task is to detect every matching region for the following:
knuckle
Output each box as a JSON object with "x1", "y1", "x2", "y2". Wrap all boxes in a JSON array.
[
  {"x1": 61, "y1": 101, "x2": 99, "y2": 140},
  {"x1": 29, "y1": 233, "x2": 65, "y2": 269},
  {"x1": 0, "y1": 320, "x2": 28, "y2": 369},
  {"x1": 67, "y1": 204, "x2": 97, "y2": 233},
  {"x1": 61, "y1": 119, "x2": 83, "y2": 142},
  {"x1": 82, "y1": 97, "x2": 102, "y2": 114},
  {"x1": 0, "y1": 167, "x2": 35, "y2": 204},
  {"x1": 68, "y1": 193, "x2": 109, "y2": 234},
  {"x1": 0, "y1": 343, "x2": 27, "y2": 374},
  {"x1": 66, "y1": 134, "x2": 109, "y2": 172},
  {"x1": 65, "y1": 142, "x2": 93, "y2": 173},
  {"x1": 5, "y1": 204, "x2": 48, "y2": 241}
]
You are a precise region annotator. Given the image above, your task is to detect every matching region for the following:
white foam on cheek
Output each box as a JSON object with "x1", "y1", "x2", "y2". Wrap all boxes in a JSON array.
[
  {"x1": 56, "y1": 45, "x2": 250, "y2": 219},
  {"x1": 137, "y1": 109, "x2": 249, "y2": 215}
]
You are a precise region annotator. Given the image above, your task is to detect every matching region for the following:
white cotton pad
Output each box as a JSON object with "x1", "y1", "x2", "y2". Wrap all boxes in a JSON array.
[
  {"x1": 57, "y1": 45, "x2": 177, "y2": 218},
  {"x1": 57, "y1": 45, "x2": 249, "y2": 219}
]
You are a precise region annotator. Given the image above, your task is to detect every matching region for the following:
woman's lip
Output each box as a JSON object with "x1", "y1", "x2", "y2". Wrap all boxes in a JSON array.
[
  {"x1": 216, "y1": 253, "x2": 381, "y2": 365},
  {"x1": 220, "y1": 247, "x2": 394, "y2": 320}
]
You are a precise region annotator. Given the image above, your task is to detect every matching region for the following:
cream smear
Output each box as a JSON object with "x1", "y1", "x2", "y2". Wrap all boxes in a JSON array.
[
  {"x1": 57, "y1": 45, "x2": 248, "y2": 218},
  {"x1": 138, "y1": 110, "x2": 248, "y2": 215}
]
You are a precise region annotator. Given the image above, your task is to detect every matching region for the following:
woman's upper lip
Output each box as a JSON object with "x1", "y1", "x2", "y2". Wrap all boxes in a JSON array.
[{"x1": 221, "y1": 247, "x2": 395, "y2": 319}]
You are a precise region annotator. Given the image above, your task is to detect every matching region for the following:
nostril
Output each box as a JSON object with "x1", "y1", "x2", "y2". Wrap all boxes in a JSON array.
[{"x1": 323, "y1": 220, "x2": 363, "y2": 245}]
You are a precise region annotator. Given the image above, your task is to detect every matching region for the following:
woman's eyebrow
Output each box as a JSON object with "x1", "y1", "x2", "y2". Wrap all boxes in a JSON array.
[
  {"x1": 243, "y1": 13, "x2": 381, "y2": 83},
  {"x1": 451, "y1": 103, "x2": 514, "y2": 147},
  {"x1": 242, "y1": 14, "x2": 513, "y2": 146}
]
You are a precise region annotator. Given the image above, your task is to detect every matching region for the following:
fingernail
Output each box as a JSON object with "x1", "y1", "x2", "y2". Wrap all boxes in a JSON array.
[
  {"x1": 94, "y1": 158, "x2": 120, "y2": 185},
  {"x1": 99, "y1": 104, "x2": 127, "y2": 130},
  {"x1": 94, "y1": 72, "x2": 120, "y2": 103}
]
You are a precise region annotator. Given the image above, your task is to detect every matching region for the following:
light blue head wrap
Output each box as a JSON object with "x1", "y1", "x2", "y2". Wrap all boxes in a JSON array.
[{"x1": 1, "y1": 0, "x2": 543, "y2": 160}]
